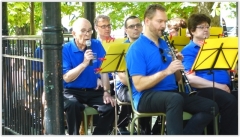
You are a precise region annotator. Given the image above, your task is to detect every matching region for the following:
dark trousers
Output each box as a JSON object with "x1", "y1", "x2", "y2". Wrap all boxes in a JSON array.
[
  {"x1": 196, "y1": 88, "x2": 238, "y2": 135},
  {"x1": 138, "y1": 90, "x2": 218, "y2": 135},
  {"x1": 116, "y1": 86, "x2": 151, "y2": 134},
  {"x1": 63, "y1": 88, "x2": 115, "y2": 135}
]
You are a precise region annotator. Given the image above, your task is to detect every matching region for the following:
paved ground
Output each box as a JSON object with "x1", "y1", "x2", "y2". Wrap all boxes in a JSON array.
[{"x1": 65, "y1": 116, "x2": 158, "y2": 135}]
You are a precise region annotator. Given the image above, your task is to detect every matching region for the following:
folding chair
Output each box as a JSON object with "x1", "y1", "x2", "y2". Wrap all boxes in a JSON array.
[{"x1": 125, "y1": 71, "x2": 166, "y2": 135}]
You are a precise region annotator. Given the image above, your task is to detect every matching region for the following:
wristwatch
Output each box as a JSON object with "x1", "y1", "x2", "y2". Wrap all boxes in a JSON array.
[{"x1": 104, "y1": 90, "x2": 111, "y2": 93}]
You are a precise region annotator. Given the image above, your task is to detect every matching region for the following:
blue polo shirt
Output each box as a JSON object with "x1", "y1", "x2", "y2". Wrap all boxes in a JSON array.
[
  {"x1": 62, "y1": 39, "x2": 106, "y2": 89},
  {"x1": 115, "y1": 39, "x2": 131, "y2": 92},
  {"x1": 126, "y1": 34, "x2": 178, "y2": 110},
  {"x1": 181, "y1": 40, "x2": 230, "y2": 86}
]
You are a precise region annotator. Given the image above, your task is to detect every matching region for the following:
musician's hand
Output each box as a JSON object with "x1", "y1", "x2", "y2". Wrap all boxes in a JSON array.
[
  {"x1": 165, "y1": 60, "x2": 184, "y2": 75},
  {"x1": 216, "y1": 83, "x2": 231, "y2": 93},
  {"x1": 83, "y1": 49, "x2": 94, "y2": 65},
  {"x1": 103, "y1": 92, "x2": 115, "y2": 107},
  {"x1": 175, "y1": 51, "x2": 184, "y2": 61},
  {"x1": 95, "y1": 78, "x2": 103, "y2": 90}
]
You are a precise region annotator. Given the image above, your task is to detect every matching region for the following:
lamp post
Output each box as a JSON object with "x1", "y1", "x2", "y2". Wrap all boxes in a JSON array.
[
  {"x1": 42, "y1": 2, "x2": 65, "y2": 135},
  {"x1": 83, "y1": 2, "x2": 96, "y2": 38}
]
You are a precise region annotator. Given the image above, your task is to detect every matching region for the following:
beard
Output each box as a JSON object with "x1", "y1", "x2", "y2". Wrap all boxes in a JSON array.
[{"x1": 149, "y1": 23, "x2": 163, "y2": 38}]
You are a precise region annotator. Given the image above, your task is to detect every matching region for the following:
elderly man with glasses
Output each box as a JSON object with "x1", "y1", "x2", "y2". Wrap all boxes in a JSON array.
[{"x1": 62, "y1": 18, "x2": 115, "y2": 135}]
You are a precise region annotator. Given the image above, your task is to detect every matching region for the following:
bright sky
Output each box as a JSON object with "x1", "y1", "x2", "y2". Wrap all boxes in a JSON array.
[{"x1": 220, "y1": 2, "x2": 237, "y2": 27}]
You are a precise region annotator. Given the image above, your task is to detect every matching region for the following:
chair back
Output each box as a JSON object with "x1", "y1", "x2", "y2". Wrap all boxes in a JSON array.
[
  {"x1": 125, "y1": 70, "x2": 137, "y2": 113},
  {"x1": 125, "y1": 70, "x2": 166, "y2": 135},
  {"x1": 169, "y1": 35, "x2": 191, "y2": 52},
  {"x1": 179, "y1": 28, "x2": 187, "y2": 37}
]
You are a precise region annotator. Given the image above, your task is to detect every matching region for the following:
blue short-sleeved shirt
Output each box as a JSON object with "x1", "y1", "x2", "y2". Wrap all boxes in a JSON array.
[
  {"x1": 62, "y1": 39, "x2": 106, "y2": 89},
  {"x1": 181, "y1": 40, "x2": 230, "y2": 85},
  {"x1": 126, "y1": 34, "x2": 178, "y2": 110}
]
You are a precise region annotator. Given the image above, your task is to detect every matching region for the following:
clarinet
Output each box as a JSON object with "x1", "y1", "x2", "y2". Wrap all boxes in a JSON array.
[{"x1": 162, "y1": 31, "x2": 197, "y2": 96}]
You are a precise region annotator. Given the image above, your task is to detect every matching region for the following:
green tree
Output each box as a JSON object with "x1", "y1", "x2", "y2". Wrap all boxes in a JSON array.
[
  {"x1": 6, "y1": 2, "x2": 237, "y2": 35},
  {"x1": 7, "y1": 2, "x2": 83, "y2": 35}
]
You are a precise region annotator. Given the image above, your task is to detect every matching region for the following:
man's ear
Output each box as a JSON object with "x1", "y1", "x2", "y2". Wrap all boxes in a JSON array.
[
  {"x1": 72, "y1": 31, "x2": 76, "y2": 38},
  {"x1": 94, "y1": 26, "x2": 98, "y2": 32},
  {"x1": 145, "y1": 18, "x2": 150, "y2": 26},
  {"x1": 124, "y1": 28, "x2": 127, "y2": 34}
]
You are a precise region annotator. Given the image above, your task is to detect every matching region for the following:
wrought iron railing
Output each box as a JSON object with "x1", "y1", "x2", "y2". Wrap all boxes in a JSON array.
[{"x1": 2, "y1": 34, "x2": 72, "y2": 135}]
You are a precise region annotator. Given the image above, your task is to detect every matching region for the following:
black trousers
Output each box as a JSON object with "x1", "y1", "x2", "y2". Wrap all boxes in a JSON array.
[
  {"x1": 138, "y1": 90, "x2": 218, "y2": 135},
  {"x1": 63, "y1": 88, "x2": 115, "y2": 135},
  {"x1": 116, "y1": 86, "x2": 155, "y2": 134},
  {"x1": 196, "y1": 88, "x2": 238, "y2": 135}
]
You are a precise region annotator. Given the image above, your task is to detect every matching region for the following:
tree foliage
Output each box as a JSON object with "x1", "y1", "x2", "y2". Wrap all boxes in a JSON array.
[{"x1": 5, "y1": 2, "x2": 237, "y2": 35}]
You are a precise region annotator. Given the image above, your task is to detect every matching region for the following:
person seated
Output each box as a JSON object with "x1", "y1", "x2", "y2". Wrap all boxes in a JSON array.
[
  {"x1": 113, "y1": 15, "x2": 153, "y2": 135},
  {"x1": 94, "y1": 15, "x2": 115, "y2": 96},
  {"x1": 62, "y1": 18, "x2": 115, "y2": 135},
  {"x1": 126, "y1": 4, "x2": 219, "y2": 135},
  {"x1": 181, "y1": 13, "x2": 238, "y2": 135}
]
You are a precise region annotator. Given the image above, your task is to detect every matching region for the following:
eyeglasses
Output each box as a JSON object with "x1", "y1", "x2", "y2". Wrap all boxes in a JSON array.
[
  {"x1": 174, "y1": 27, "x2": 180, "y2": 32},
  {"x1": 159, "y1": 48, "x2": 167, "y2": 63},
  {"x1": 97, "y1": 24, "x2": 111, "y2": 29},
  {"x1": 80, "y1": 29, "x2": 93, "y2": 35},
  {"x1": 127, "y1": 23, "x2": 142, "y2": 29},
  {"x1": 196, "y1": 26, "x2": 211, "y2": 30}
]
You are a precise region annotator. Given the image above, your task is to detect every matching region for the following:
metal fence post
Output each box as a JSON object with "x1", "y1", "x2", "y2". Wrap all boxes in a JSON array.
[
  {"x1": 2, "y1": 2, "x2": 8, "y2": 134},
  {"x1": 83, "y1": 2, "x2": 96, "y2": 38},
  {"x1": 42, "y1": 2, "x2": 65, "y2": 135}
]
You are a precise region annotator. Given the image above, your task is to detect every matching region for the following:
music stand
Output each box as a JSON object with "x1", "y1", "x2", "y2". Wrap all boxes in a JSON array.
[
  {"x1": 191, "y1": 37, "x2": 238, "y2": 134},
  {"x1": 96, "y1": 39, "x2": 131, "y2": 135}
]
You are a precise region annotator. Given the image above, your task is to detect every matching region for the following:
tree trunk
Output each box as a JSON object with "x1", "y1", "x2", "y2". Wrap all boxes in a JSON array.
[
  {"x1": 30, "y1": 2, "x2": 35, "y2": 35},
  {"x1": 15, "y1": 24, "x2": 30, "y2": 35},
  {"x1": 194, "y1": 2, "x2": 220, "y2": 27}
]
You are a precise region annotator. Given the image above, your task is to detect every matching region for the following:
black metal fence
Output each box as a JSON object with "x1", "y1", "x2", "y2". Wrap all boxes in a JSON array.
[{"x1": 2, "y1": 34, "x2": 72, "y2": 135}]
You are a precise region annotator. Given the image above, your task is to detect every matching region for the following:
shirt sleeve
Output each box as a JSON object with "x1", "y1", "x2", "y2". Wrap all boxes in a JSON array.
[
  {"x1": 62, "y1": 44, "x2": 72, "y2": 75},
  {"x1": 181, "y1": 47, "x2": 196, "y2": 72},
  {"x1": 126, "y1": 46, "x2": 146, "y2": 77}
]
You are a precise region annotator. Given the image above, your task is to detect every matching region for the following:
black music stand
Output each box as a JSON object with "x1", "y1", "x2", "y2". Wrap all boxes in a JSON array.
[
  {"x1": 191, "y1": 37, "x2": 238, "y2": 134},
  {"x1": 96, "y1": 39, "x2": 131, "y2": 135}
]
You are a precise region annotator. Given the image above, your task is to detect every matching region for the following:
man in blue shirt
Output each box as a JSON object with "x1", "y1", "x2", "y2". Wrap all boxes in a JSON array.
[
  {"x1": 114, "y1": 15, "x2": 153, "y2": 135},
  {"x1": 62, "y1": 18, "x2": 115, "y2": 135},
  {"x1": 94, "y1": 15, "x2": 115, "y2": 95},
  {"x1": 181, "y1": 13, "x2": 238, "y2": 135},
  {"x1": 126, "y1": 4, "x2": 218, "y2": 135},
  {"x1": 32, "y1": 46, "x2": 43, "y2": 97}
]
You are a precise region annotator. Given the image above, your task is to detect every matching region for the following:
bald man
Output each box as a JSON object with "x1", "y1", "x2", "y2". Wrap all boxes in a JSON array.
[{"x1": 62, "y1": 18, "x2": 115, "y2": 135}]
